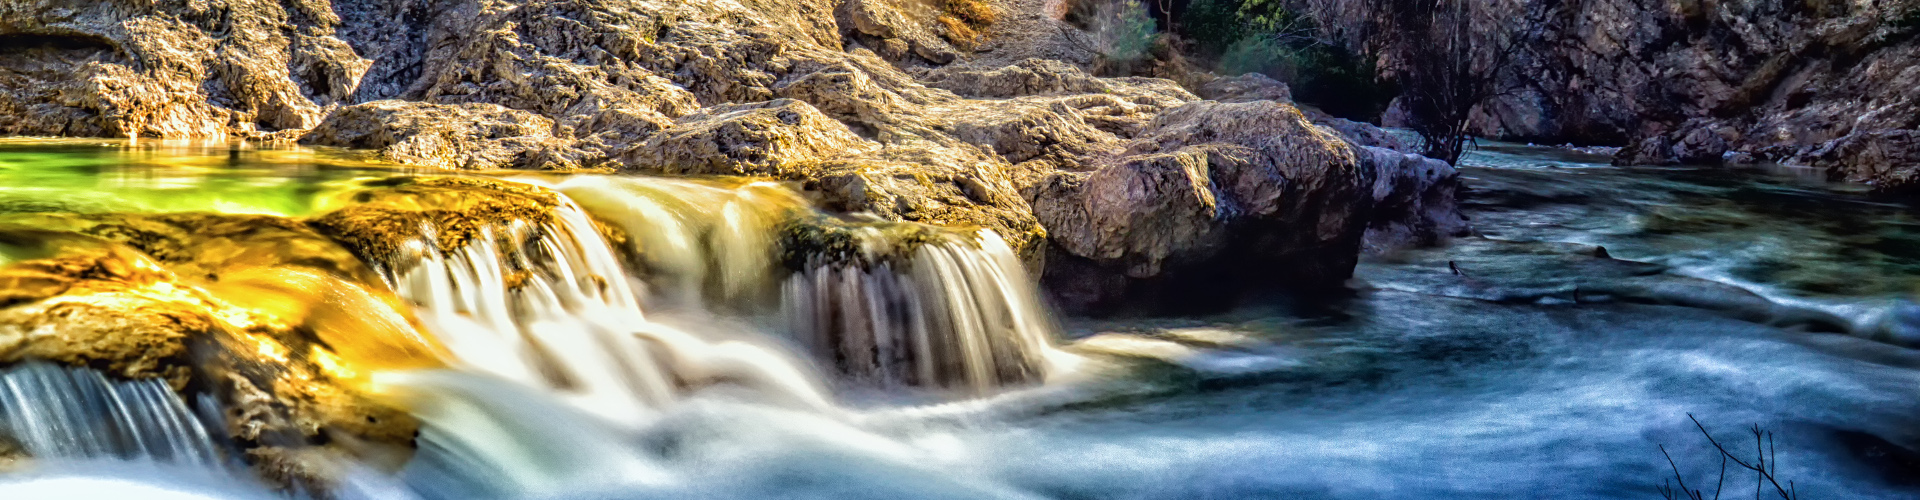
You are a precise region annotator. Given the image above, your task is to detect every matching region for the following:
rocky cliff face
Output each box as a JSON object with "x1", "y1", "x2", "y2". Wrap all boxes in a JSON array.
[
  {"x1": 1304, "y1": 0, "x2": 1920, "y2": 191},
  {"x1": 0, "y1": 0, "x2": 1464, "y2": 312}
]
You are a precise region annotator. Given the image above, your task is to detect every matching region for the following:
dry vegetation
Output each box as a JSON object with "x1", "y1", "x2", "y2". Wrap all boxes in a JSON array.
[{"x1": 936, "y1": 0, "x2": 996, "y2": 50}]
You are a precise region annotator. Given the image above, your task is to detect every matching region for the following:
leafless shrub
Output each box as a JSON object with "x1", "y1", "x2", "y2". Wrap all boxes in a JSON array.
[{"x1": 1657, "y1": 413, "x2": 1803, "y2": 500}]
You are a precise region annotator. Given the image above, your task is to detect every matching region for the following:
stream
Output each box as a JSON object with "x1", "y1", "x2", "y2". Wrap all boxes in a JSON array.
[{"x1": 1, "y1": 139, "x2": 1917, "y2": 499}]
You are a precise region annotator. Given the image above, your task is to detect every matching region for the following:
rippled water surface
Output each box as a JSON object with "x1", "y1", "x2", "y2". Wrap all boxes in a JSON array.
[{"x1": 2, "y1": 140, "x2": 1919, "y2": 499}]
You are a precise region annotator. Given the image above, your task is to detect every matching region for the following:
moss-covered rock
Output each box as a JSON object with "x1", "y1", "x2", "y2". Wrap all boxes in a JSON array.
[
  {"x1": 777, "y1": 213, "x2": 974, "y2": 272},
  {"x1": 309, "y1": 176, "x2": 559, "y2": 264}
]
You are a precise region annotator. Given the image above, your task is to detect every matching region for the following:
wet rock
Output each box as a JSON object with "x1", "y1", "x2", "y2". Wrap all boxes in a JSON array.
[
  {"x1": 6, "y1": 212, "x2": 383, "y2": 287},
  {"x1": 0, "y1": 229, "x2": 429, "y2": 491},
  {"x1": 309, "y1": 176, "x2": 559, "y2": 262},
  {"x1": 1798, "y1": 130, "x2": 1920, "y2": 192},
  {"x1": 0, "y1": 243, "x2": 199, "y2": 385},
  {"x1": 1361, "y1": 147, "x2": 1470, "y2": 253},
  {"x1": 302, "y1": 101, "x2": 582, "y2": 171}
]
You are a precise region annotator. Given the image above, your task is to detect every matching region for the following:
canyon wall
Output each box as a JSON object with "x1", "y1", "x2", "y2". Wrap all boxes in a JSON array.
[{"x1": 1300, "y1": 0, "x2": 1920, "y2": 190}]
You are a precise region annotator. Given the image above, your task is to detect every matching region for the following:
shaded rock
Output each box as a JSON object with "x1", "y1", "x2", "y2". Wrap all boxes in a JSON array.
[
  {"x1": 1798, "y1": 130, "x2": 1920, "y2": 191},
  {"x1": 1300, "y1": 0, "x2": 1920, "y2": 191},
  {"x1": 1360, "y1": 147, "x2": 1469, "y2": 253},
  {"x1": 1194, "y1": 72, "x2": 1417, "y2": 155},
  {"x1": 1306, "y1": 108, "x2": 1416, "y2": 154},
  {"x1": 302, "y1": 100, "x2": 582, "y2": 171}
]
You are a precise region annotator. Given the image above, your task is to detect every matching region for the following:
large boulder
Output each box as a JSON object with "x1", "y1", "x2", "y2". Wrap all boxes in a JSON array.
[{"x1": 1032, "y1": 100, "x2": 1372, "y2": 312}]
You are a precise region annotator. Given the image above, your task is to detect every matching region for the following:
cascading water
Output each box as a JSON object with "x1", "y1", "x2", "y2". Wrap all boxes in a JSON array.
[
  {"x1": 782, "y1": 230, "x2": 1062, "y2": 393},
  {"x1": 0, "y1": 362, "x2": 221, "y2": 467},
  {"x1": 367, "y1": 180, "x2": 834, "y2": 427},
  {"x1": 553, "y1": 176, "x2": 805, "y2": 311}
]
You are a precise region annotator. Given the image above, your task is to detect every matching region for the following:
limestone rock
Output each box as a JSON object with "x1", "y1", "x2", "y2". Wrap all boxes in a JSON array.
[
  {"x1": 625, "y1": 99, "x2": 876, "y2": 178},
  {"x1": 807, "y1": 146, "x2": 1048, "y2": 260},
  {"x1": 1195, "y1": 73, "x2": 1293, "y2": 104},
  {"x1": 302, "y1": 100, "x2": 579, "y2": 171},
  {"x1": 0, "y1": 0, "x2": 1452, "y2": 304},
  {"x1": 1032, "y1": 100, "x2": 1371, "y2": 311},
  {"x1": 0, "y1": 0, "x2": 369, "y2": 138}
]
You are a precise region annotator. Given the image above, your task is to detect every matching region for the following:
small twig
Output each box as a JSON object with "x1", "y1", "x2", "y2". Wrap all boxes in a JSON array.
[
  {"x1": 1685, "y1": 414, "x2": 1799, "y2": 500},
  {"x1": 1660, "y1": 444, "x2": 1704, "y2": 500}
]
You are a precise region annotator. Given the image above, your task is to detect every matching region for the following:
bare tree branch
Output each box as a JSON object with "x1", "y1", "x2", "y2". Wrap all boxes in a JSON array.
[{"x1": 1681, "y1": 413, "x2": 1801, "y2": 500}]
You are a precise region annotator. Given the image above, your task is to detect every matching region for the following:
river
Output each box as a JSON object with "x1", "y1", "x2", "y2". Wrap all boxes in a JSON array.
[{"x1": 0, "y1": 139, "x2": 1916, "y2": 499}]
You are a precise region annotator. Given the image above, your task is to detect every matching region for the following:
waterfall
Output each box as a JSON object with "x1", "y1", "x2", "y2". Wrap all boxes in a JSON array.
[
  {"x1": 782, "y1": 230, "x2": 1060, "y2": 394},
  {"x1": 0, "y1": 362, "x2": 221, "y2": 466},
  {"x1": 552, "y1": 176, "x2": 804, "y2": 311},
  {"x1": 336, "y1": 173, "x2": 1064, "y2": 426},
  {"x1": 372, "y1": 186, "x2": 828, "y2": 427}
]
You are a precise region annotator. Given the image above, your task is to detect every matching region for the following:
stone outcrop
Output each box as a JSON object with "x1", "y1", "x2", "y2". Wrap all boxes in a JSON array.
[{"x1": 302, "y1": 100, "x2": 578, "y2": 170}]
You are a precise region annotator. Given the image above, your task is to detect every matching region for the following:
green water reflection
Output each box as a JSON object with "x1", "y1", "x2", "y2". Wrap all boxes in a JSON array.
[{"x1": 0, "y1": 138, "x2": 416, "y2": 217}]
